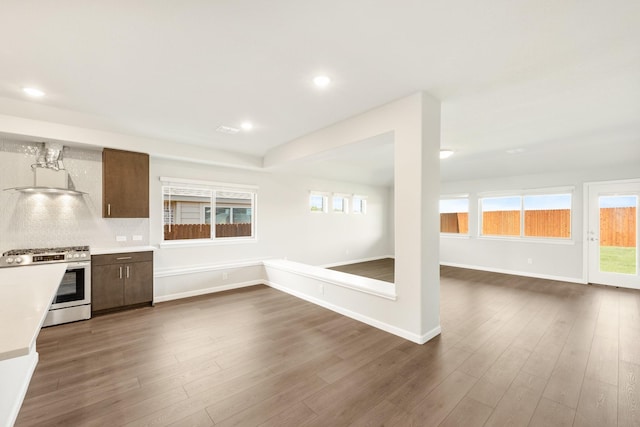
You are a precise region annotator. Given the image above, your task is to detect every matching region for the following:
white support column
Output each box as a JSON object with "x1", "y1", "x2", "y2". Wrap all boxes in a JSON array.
[{"x1": 394, "y1": 92, "x2": 441, "y2": 342}]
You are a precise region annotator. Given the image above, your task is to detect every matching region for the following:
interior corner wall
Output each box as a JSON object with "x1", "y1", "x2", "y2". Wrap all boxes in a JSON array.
[
  {"x1": 440, "y1": 164, "x2": 640, "y2": 282},
  {"x1": 261, "y1": 91, "x2": 441, "y2": 342},
  {"x1": 149, "y1": 157, "x2": 392, "y2": 298}
]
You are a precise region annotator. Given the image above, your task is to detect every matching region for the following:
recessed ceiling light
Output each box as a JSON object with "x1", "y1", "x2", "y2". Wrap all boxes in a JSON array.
[
  {"x1": 240, "y1": 121, "x2": 253, "y2": 131},
  {"x1": 23, "y1": 87, "x2": 45, "y2": 97},
  {"x1": 440, "y1": 149, "x2": 454, "y2": 159},
  {"x1": 216, "y1": 125, "x2": 240, "y2": 134},
  {"x1": 313, "y1": 75, "x2": 331, "y2": 88}
]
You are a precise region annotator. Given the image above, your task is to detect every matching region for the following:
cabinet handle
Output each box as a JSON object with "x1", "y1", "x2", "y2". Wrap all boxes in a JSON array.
[
  {"x1": 126, "y1": 266, "x2": 130, "y2": 279},
  {"x1": 119, "y1": 266, "x2": 123, "y2": 279},
  {"x1": 116, "y1": 256, "x2": 133, "y2": 260},
  {"x1": 108, "y1": 203, "x2": 111, "y2": 216}
]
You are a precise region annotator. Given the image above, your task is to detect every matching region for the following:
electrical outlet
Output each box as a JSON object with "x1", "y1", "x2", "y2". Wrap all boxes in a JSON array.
[
  {"x1": 116, "y1": 235, "x2": 127, "y2": 242},
  {"x1": 132, "y1": 235, "x2": 143, "y2": 241},
  {"x1": 222, "y1": 272, "x2": 229, "y2": 280}
]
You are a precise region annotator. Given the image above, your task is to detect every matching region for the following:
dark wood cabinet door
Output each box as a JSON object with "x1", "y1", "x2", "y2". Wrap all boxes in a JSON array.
[
  {"x1": 92, "y1": 264, "x2": 125, "y2": 312},
  {"x1": 103, "y1": 148, "x2": 149, "y2": 218},
  {"x1": 124, "y1": 261, "x2": 153, "y2": 305}
]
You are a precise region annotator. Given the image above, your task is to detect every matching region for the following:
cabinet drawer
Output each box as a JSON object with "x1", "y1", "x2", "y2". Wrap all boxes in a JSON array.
[{"x1": 92, "y1": 251, "x2": 153, "y2": 266}]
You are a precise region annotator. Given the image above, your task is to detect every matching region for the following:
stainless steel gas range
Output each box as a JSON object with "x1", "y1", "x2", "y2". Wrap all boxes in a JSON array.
[{"x1": 0, "y1": 246, "x2": 91, "y2": 326}]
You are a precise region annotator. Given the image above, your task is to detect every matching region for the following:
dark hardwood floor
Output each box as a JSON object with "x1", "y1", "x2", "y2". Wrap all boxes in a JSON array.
[
  {"x1": 328, "y1": 258, "x2": 395, "y2": 283},
  {"x1": 16, "y1": 265, "x2": 640, "y2": 426}
]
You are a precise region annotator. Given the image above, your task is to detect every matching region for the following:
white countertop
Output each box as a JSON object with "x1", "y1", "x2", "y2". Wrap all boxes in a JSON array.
[
  {"x1": 91, "y1": 246, "x2": 156, "y2": 255},
  {"x1": 0, "y1": 264, "x2": 66, "y2": 361}
]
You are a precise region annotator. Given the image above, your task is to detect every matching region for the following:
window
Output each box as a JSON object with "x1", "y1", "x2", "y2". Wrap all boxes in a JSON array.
[
  {"x1": 352, "y1": 195, "x2": 367, "y2": 214},
  {"x1": 440, "y1": 198, "x2": 469, "y2": 234},
  {"x1": 162, "y1": 178, "x2": 256, "y2": 242},
  {"x1": 310, "y1": 193, "x2": 327, "y2": 213},
  {"x1": 480, "y1": 190, "x2": 572, "y2": 239},
  {"x1": 523, "y1": 194, "x2": 571, "y2": 238},
  {"x1": 332, "y1": 194, "x2": 349, "y2": 213},
  {"x1": 481, "y1": 196, "x2": 521, "y2": 236}
]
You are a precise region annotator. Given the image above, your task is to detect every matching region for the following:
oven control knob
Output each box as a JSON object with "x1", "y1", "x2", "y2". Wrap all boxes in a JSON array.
[
  {"x1": 6, "y1": 257, "x2": 13, "y2": 264},
  {"x1": 15, "y1": 257, "x2": 23, "y2": 264},
  {"x1": 80, "y1": 253, "x2": 87, "y2": 258},
  {"x1": 73, "y1": 253, "x2": 79, "y2": 258}
]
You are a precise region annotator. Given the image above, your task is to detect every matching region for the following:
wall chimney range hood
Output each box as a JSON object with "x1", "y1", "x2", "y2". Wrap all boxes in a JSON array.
[{"x1": 4, "y1": 142, "x2": 86, "y2": 196}]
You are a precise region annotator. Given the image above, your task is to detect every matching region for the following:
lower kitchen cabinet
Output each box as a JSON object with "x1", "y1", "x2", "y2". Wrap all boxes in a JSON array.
[{"x1": 92, "y1": 251, "x2": 153, "y2": 313}]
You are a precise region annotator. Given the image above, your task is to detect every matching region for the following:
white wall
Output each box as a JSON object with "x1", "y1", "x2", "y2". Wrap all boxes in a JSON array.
[
  {"x1": 440, "y1": 164, "x2": 640, "y2": 282},
  {"x1": 150, "y1": 156, "x2": 393, "y2": 297}
]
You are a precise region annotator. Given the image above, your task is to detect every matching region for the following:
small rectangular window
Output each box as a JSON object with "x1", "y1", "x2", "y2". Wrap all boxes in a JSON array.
[
  {"x1": 333, "y1": 194, "x2": 349, "y2": 213},
  {"x1": 440, "y1": 198, "x2": 469, "y2": 234},
  {"x1": 481, "y1": 196, "x2": 522, "y2": 236},
  {"x1": 310, "y1": 193, "x2": 327, "y2": 213},
  {"x1": 353, "y1": 196, "x2": 367, "y2": 215}
]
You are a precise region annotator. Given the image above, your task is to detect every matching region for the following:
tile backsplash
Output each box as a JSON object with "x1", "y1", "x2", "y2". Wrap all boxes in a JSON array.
[{"x1": 0, "y1": 139, "x2": 149, "y2": 252}]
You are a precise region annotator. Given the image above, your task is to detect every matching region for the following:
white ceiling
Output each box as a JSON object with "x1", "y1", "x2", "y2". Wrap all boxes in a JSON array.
[{"x1": 1, "y1": 1, "x2": 639, "y2": 183}]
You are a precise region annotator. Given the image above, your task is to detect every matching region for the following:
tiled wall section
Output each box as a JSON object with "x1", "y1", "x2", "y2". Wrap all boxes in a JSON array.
[{"x1": 0, "y1": 139, "x2": 149, "y2": 251}]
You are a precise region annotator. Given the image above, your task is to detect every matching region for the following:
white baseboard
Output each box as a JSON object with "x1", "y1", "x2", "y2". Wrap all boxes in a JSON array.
[
  {"x1": 440, "y1": 261, "x2": 587, "y2": 284},
  {"x1": 154, "y1": 280, "x2": 263, "y2": 303},
  {"x1": 319, "y1": 255, "x2": 395, "y2": 269},
  {"x1": 266, "y1": 279, "x2": 439, "y2": 345},
  {"x1": 418, "y1": 325, "x2": 442, "y2": 345}
]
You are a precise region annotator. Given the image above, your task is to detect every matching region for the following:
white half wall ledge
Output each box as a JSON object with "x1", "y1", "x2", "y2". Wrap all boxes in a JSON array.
[
  {"x1": 151, "y1": 258, "x2": 440, "y2": 344},
  {"x1": 263, "y1": 259, "x2": 396, "y2": 300},
  {"x1": 266, "y1": 279, "x2": 439, "y2": 345}
]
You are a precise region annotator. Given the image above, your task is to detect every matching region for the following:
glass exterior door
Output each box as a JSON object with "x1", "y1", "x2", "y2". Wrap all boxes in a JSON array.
[{"x1": 588, "y1": 181, "x2": 640, "y2": 289}]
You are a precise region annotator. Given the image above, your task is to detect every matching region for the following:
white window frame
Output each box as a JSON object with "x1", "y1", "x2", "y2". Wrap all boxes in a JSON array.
[
  {"x1": 160, "y1": 177, "x2": 258, "y2": 246},
  {"x1": 478, "y1": 186, "x2": 574, "y2": 243},
  {"x1": 352, "y1": 195, "x2": 368, "y2": 215},
  {"x1": 309, "y1": 191, "x2": 329, "y2": 213},
  {"x1": 332, "y1": 193, "x2": 350, "y2": 214}
]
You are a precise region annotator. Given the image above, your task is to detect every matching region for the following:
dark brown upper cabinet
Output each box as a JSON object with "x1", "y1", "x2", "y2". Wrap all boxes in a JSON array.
[{"x1": 102, "y1": 148, "x2": 149, "y2": 218}]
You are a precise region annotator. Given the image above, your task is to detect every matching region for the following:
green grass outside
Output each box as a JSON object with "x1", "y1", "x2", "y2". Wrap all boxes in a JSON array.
[{"x1": 600, "y1": 246, "x2": 637, "y2": 274}]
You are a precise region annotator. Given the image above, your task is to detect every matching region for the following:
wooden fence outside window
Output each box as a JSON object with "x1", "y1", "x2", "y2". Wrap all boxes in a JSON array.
[
  {"x1": 440, "y1": 207, "x2": 636, "y2": 247},
  {"x1": 164, "y1": 223, "x2": 252, "y2": 240}
]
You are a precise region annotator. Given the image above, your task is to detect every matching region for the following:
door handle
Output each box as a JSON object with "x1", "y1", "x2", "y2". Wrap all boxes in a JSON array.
[
  {"x1": 126, "y1": 266, "x2": 130, "y2": 279},
  {"x1": 119, "y1": 266, "x2": 123, "y2": 279},
  {"x1": 589, "y1": 237, "x2": 599, "y2": 241},
  {"x1": 108, "y1": 203, "x2": 111, "y2": 216}
]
